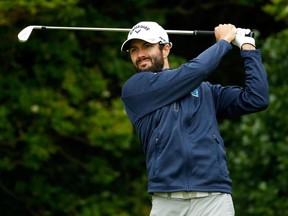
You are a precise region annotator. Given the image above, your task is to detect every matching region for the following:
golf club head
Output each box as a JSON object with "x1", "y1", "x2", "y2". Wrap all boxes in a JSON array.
[{"x1": 18, "y1": 25, "x2": 42, "y2": 43}]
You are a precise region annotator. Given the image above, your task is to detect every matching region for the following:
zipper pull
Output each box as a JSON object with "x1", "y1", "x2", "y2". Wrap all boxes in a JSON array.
[{"x1": 213, "y1": 134, "x2": 220, "y2": 144}]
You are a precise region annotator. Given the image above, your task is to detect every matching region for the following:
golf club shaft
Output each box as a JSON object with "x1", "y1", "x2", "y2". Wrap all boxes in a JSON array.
[
  {"x1": 18, "y1": 25, "x2": 254, "y2": 43},
  {"x1": 29, "y1": 25, "x2": 214, "y2": 35}
]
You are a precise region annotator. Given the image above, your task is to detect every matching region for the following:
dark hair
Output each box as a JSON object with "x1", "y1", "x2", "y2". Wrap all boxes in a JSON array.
[{"x1": 158, "y1": 42, "x2": 169, "y2": 51}]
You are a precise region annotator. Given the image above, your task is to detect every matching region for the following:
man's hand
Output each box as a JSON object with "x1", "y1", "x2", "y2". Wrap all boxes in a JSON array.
[
  {"x1": 214, "y1": 24, "x2": 236, "y2": 43},
  {"x1": 232, "y1": 28, "x2": 256, "y2": 50}
]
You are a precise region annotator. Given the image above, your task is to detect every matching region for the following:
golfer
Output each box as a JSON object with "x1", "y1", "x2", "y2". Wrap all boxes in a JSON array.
[{"x1": 120, "y1": 21, "x2": 269, "y2": 216}]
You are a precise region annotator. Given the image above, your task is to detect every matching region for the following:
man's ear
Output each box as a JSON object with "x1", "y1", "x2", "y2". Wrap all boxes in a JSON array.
[{"x1": 163, "y1": 44, "x2": 171, "y2": 58}]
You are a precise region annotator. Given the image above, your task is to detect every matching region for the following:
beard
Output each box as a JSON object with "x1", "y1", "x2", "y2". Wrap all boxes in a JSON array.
[{"x1": 134, "y1": 53, "x2": 164, "y2": 73}]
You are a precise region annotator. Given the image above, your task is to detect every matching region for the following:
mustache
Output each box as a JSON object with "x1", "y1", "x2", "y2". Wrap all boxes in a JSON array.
[{"x1": 136, "y1": 56, "x2": 151, "y2": 65}]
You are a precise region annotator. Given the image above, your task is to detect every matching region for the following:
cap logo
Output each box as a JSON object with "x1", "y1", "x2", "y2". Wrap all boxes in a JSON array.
[
  {"x1": 130, "y1": 24, "x2": 150, "y2": 35},
  {"x1": 159, "y1": 36, "x2": 168, "y2": 43}
]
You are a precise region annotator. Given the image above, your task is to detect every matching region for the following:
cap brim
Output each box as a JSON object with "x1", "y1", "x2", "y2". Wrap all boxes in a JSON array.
[
  {"x1": 121, "y1": 39, "x2": 131, "y2": 52},
  {"x1": 121, "y1": 36, "x2": 160, "y2": 52}
]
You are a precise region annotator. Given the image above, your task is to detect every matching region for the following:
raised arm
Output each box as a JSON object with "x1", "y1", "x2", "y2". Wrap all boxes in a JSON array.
[{"x1": 122, "y1": 40, "x2": 233, "y2": 124}]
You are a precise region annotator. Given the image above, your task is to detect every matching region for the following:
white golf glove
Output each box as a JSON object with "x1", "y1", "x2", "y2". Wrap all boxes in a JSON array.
[{"x1": 232, "y1": 28, "x2": 255, "y2": 49}]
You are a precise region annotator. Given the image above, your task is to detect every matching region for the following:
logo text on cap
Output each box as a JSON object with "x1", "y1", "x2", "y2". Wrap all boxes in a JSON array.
[{"x1": 130, "y1": 25, "x2": 150, "y2": 35}]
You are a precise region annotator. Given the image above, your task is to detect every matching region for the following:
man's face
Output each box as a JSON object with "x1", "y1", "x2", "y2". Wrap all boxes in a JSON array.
[{"x1": 129, "y1": 39, "x2": 164, "y2": 72}]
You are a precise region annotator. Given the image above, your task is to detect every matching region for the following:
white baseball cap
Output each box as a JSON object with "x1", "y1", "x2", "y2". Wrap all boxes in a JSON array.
[{"x1": 121, "y1": 21, "x2": 171, "y2": 52}]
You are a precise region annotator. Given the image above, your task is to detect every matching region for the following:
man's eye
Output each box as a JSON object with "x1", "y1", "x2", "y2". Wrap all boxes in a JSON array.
[
  {"x1": 144, "y1": 44, "x2": 153, "y2": 49},
  {"x1": 130, "y1": 48, "x2": 137, "y2": 53}
]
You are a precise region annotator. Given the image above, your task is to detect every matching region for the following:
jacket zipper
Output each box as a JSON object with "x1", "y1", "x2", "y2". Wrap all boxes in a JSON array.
[
  {"x1": 173, "y1": 101, "x2": 179, "y2": 112},
  {"x1": 213, "y1": 134, "x2": 220, "y2": 144}
]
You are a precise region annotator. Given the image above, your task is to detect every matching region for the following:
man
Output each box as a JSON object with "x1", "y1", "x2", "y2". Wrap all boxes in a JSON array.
[{"x1": 120, "y1": 21, "x2": 269, "y2": 216}]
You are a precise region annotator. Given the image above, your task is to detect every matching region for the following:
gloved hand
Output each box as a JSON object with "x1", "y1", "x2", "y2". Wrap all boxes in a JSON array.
[{"x1": 232, "y1": 28, "x2": 255, "y2": 49}]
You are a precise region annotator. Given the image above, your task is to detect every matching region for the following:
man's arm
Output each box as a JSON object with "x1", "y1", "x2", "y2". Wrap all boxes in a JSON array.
[
  {"x1": 122, "y1": 40, "x2": 232, "y2": 124},
  {"x1": 213, "y1": 48, "x2": 269, "y2": 118}
]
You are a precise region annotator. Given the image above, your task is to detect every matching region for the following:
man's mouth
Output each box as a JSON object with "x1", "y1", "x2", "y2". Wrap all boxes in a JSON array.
[{"x1": 137, "y1": 58, "x2": 151, "y2": 68}]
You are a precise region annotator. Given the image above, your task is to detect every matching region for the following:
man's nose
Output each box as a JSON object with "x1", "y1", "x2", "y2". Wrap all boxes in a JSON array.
[{"x1": 136, "y1": 48, "x2": 146, "y2": 57}]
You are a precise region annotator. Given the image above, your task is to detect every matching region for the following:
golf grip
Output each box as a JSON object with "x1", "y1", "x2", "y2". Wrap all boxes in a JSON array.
[{"x1": 193, "y1": 30, "x2": 255, "y2": 38}]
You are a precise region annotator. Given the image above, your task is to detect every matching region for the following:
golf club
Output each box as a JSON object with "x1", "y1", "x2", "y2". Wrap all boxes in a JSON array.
[{"x1": 18, "y1": 25, "x2": 254, "y2": 43}]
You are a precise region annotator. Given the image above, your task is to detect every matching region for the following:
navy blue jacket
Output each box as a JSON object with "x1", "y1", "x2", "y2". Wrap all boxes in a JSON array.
[{"x1": 121, "y1": 40, "x2": 269, "y2": 194}]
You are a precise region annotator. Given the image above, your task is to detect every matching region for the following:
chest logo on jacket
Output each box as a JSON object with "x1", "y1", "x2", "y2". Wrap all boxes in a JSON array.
[{"x1": 191, "y1": 88, "x2": 199, "y2": 97}]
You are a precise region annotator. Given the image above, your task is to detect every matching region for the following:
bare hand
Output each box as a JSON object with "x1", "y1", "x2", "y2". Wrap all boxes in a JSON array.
[{"x1": 214, "y1": 24, "x2": 236, "y2": 43}]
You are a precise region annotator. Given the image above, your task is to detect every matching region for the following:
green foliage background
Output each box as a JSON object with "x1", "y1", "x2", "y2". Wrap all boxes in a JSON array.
[{"x1": 0, "y1": 0, "x2": 287, "y2": 215}]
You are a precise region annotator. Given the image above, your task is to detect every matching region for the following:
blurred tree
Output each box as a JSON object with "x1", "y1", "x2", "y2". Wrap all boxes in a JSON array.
[{"x1": 0, "y1": 0, "x2": 139, "y2": 215}]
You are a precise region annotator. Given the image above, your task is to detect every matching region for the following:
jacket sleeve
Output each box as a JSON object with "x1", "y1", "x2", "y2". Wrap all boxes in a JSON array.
[
  {"x1": 212, "y1": 49, "x2": 269, "y2": 118},
  {"x1": 121, "y1": 40, "x2": 233, "y2": 124}
]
